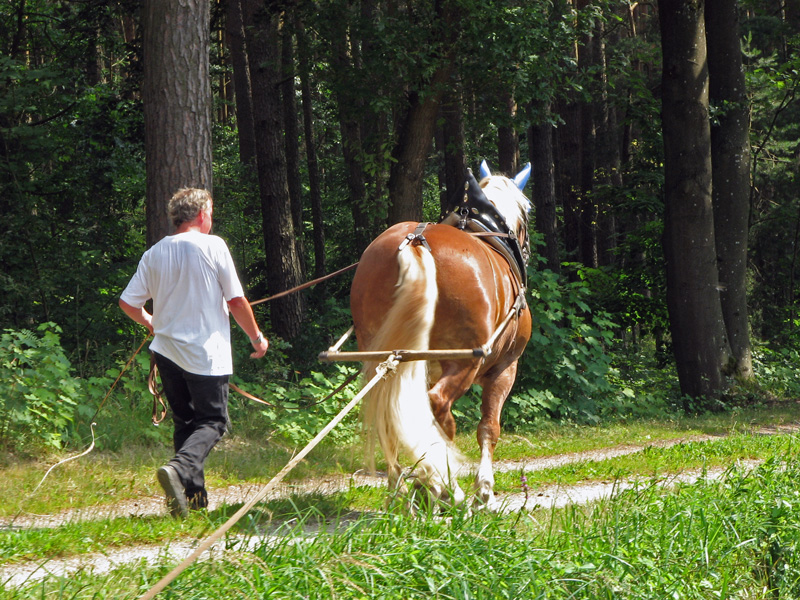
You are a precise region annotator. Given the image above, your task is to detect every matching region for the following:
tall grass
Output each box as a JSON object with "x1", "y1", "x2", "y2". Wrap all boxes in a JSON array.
[{"x1": 6, "y1": 450, "x2": 800, "y2": 599}]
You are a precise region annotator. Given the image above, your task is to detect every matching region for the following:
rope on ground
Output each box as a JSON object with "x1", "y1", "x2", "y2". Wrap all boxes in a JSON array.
[
  {"x1": 5, "y1": 423, "x2": 98, "y2": 530},
  {"x1": 137, "y1": 354, "x2": 399, "y2": 600},
  {"x1": 29, "y1": 423, "x2": 98, "y2": 497}
]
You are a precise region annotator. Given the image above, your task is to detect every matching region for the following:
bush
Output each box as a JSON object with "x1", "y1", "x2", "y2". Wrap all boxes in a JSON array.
[
  {"x1": 507, "y1": 266, "x2": 617, "y2": 426},
  {"x1": 0, "y1": 323, "x2": 85, "y2": 452}
]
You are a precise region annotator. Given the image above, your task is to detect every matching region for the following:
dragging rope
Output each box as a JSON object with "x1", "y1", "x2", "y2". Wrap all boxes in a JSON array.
[
  {"x1": 5, "y1": 423, "x2": 99, "y2": 530},
  {"x1": 138, "y1": 353, "x2": 400, "y2": 600}
]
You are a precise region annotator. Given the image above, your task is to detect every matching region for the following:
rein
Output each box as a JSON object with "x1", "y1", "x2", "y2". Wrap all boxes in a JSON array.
[{"x1": 250, "y1": 262, "x2": 358, "y2": 306}]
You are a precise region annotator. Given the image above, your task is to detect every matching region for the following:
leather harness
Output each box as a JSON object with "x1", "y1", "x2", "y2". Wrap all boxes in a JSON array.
[{"x1": 402, "y1": 170, "x2": 529, "y2": 292}]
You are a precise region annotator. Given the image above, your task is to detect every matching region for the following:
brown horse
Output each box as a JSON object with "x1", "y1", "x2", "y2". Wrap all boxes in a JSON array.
[{"x1": 350, "y1": 164, "x2": 532, "y2": 506}]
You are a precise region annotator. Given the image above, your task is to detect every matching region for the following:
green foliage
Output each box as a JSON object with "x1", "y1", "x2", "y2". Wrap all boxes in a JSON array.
[
  {"x1": 499, "y1": 263, "x2": 616, "y2": 426},
  {"x1": 751, "y1": 345, "x2": 800, "y2": 399},
  {"x1": 228, "y1": 364, "x2": 362, "y2": 448},
  {"x1": 0, "y1": 324, "x2": 85, "y2": 451},
  {"x1": 744, "y1": 34, "x2": 800, "y2": 343}
]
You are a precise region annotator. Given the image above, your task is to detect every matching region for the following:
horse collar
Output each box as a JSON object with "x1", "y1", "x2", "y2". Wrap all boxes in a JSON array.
[{"x1": 439, "y1": 171, "x2": 528, "y2": 288}]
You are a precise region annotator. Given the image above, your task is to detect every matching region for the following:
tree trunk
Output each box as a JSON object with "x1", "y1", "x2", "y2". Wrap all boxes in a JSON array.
[
  {"x1": 280, "y1": 17, "x2": 306, "y2": 271},
  {"x1": 142, "y1": 0, "x2": 212, "y2": 247},
  {"x1": 578, "y1": 4, "x2": 598, "y2": 269},
  {"x1": 242, "y1": 0, "x2": 304, "y2": 339},
  {"x1": 706, "y1": 0, "x2": 754, "y2": 379},
  {"x1": 556, "y1": 97, "x2": 582, "y2": 263},
  {"x1": 225, "y1": 0, "x2": 257, "y2": 169},
  {"x1": 297, "y1": 19, "x2": 326, "y2": 279},
  {"x1": 387, "y1": 1, "x2": 459, "y2": 225},
  {"x1": 387, "y1": 67, "x2": 452, "y2": 224},
  {"x1": 439, "y1": 84, "x2": 468, "y2": 218},
  {"x1": 529, "y1": 105, "x2": 560, "y2": 273},
  {"x1": 497, "y1": 91, "x2": 518, "y2": 176},
  {"x1": 329, "y1": 12, "x2": 372, "y2": 253},
  {"x1": 659, "y1": 0, "x2": 731, "y2": 401}
]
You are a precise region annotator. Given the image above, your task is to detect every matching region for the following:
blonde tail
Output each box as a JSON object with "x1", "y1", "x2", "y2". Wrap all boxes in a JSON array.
[{"x1": 362, "y1": 244, "x2": 462, "y2": 489}]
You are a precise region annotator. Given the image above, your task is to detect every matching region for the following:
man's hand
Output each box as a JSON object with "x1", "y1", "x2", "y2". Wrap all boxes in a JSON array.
[
  {"x1": 250, "y1": 334, "x2": 269, "y2": 359},
  {"x1": 228, "y1": 296, "x2": 269, "y2": 359}
]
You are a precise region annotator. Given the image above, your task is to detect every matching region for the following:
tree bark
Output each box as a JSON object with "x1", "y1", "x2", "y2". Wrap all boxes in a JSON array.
[
  {"x1": 529, "y1": 105, "x2": 560, "y2": 273},
  {"x1": 142, "y1": 0, "x2": 212, "y2": 247},
  {"x1": 497, "y1": 91, "x2": 518, "y2": 176},
  {"x1": 659, "y1": 0, "x2": 731, "y2": 400},
  {"x1": 439, "y1": 84, "x2": 468, "y2": 218},
  {"x1": 556, "y1": 97, "x2": 582, "y2": 263},
  {"x1": 387, "y1": 68, "x2": 453, "y2": 224},
  {"x1": 578, "y1": 3, "x2": 598, "y2": 269},
  {"x1": 386, "y1": 1, "x2": 459, "y2": 225},
  {"x1": 329, "y1": 11, "x2": 372, "y2": 253},
  {"x1": 706, "y1": 0, "x2": 753, "y2": 379},
  {"x1": 242, "y1": 0, "x2": 304, "y2": 339},
  {"x1": 225, "y1": 0, "x2": 257, "y2": 169},
  {"x1": 297, "y1": 19, "x2": 326, "y2": 279},
  {"x1": 280, "y1": 17, "x2": 306, "y2": 271}
]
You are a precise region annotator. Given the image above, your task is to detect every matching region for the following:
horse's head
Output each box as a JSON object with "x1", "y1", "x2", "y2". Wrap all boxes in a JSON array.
[{"x1": 478, "y1": 161, "x2": 532, "y2": 242}]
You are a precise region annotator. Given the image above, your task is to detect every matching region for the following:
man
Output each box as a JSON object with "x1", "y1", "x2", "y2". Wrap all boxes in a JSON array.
[{"x1": 119, "y1": 188, "x2": 269, "y2": 517}]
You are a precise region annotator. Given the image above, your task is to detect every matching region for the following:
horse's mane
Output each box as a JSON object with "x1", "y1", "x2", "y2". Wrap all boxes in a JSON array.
[{"x1": 480, "y1": 176, "x2": 532, "y2": 239}]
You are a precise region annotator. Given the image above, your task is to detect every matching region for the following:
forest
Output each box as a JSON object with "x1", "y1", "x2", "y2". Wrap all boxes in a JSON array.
[{"x1": 2, "y1": 0, "x2": 800, "y2": 454}]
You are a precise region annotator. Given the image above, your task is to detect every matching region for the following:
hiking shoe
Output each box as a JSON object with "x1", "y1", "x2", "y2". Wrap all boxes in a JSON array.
[{"x1": 157, "y1": 465, "x2": 188, "y2": 518}]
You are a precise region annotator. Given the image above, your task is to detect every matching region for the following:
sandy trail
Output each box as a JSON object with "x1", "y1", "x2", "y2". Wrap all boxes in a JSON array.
[{"x1": 1, "y1": 428, "x2": 792, "y2": 589}]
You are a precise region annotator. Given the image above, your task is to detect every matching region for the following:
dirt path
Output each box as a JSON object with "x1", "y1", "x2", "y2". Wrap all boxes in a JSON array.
[
  {"x1": 0, "y1": 432, "x2": 737, "y2": 588},
  {"x1": 3, "y1": 427, "x2": 794, "y2": 589}
]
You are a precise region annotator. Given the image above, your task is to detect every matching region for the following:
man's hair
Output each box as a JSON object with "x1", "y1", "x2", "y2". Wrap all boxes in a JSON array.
[{"x1": 168, "y1": 188, "x2": 212, "y2": 228}]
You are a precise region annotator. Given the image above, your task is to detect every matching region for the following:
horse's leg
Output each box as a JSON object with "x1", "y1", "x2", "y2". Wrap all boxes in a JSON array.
[
  {"x1": 428, "y1": 361, "x2": 481, "y2": 440},
  {"x1": 425, "y1": 361, "x2": 481, "y2": 505},
  {"x1": 475, "y1": 361, "x2": 519, "y2": 507}
]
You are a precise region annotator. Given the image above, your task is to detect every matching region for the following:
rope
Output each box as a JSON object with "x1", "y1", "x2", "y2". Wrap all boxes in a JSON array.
[
  {"x1": 229, "y1": 369, "x2": 360, "y2": 409},
  {"x1": 250, "y1": 262, "x2": 358, "y2": 306},
  {"x1": 90, "y1": 335, "x2": 151, "y2": 424},
  {"x1": 138, "y1": 354, "x2": 399, "y2": 600},
  {"x1": 5, "y1": 423, "x2": 98, "y2": 529}
]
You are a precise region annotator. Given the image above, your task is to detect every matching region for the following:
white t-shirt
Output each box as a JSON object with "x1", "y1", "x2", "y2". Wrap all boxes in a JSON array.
[{"x1": 120, "y1": 231, "x2": 245, "y2": 376}]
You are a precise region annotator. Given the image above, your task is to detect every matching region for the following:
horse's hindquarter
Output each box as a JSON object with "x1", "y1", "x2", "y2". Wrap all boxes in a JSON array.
[
  {"x1": 350, "y1": 222, "x2": 531, "y2": 368},
  {"x1": 424, "y1": 225, "x2": 531, "y2": 371},
  {"x1": 350, "y1": 222, "x2": 417, "y2": 350}
]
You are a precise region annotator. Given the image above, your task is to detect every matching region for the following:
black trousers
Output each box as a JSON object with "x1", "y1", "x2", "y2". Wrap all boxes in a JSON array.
[{"x1": 153, "y1": 352, "x2": 229, "y2": 497}]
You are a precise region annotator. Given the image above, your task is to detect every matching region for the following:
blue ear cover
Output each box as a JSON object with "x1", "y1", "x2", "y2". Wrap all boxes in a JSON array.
[
  {"x1": 479, "y1": 159, "x2": 491, "y2": 180},
  {"x1": 514, "y1": 162, "x2": 531, "y2": 190}
]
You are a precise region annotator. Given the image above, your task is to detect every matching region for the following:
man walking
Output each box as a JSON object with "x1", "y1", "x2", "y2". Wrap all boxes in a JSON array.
[{"x1": 119, "y1": 188, "x2": 269, "y2": 517}]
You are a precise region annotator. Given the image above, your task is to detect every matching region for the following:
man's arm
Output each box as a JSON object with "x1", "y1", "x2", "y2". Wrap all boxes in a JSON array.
[
  {"x1": 228, "y1": 296, "x2": 269, "y2": 359},
  {"x1": 119, "y1": 298, "x2": 154, "y2": 336}
]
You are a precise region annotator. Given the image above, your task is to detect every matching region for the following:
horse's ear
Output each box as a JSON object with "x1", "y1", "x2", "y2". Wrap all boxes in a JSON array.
[
  {"x1": 479, "y1": 159, "x2": 491, "y2": 180},
  {"x1": 514, "y1": 162, "x2": 531, "y2": 190}
]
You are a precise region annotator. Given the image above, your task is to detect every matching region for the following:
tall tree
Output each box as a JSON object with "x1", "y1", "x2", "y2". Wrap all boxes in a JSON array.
[
  {"x1": 386, "y1": 0, "x2": 460, "y2": 224},
  {"x1": 497, "y1": 91, "x2": 519, "y2": 176},
  {"x1": 328, "y1": 4, "x2": 372, "y2": 252},
  {"x1": 280, "y1": 16, "x2": 306, "y2": 271},
  {"x1": 296, "y1": 17, "x2": 326, "y2": 278},
  {"x1": 706, "y1": 0, "x2": 754, "y2": 379},
  {"x1": 439, "y1": 83, "x2": 468, "y2": 217},
  {"x1": 658, "y1": 0, "x2": 731, "y2": 400},
  {"x1": 242, "y1": 0, "x2": 305, "y2": 339},
  {"x1": 529, "y1": 107, "x2": 560, "y2": 273},
  {"x1": 142, "y1": 0, "x2": 212, "y2": 247},
  {"x1": 226, "y1": 0, "x2": 257, "y2": 169}
]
